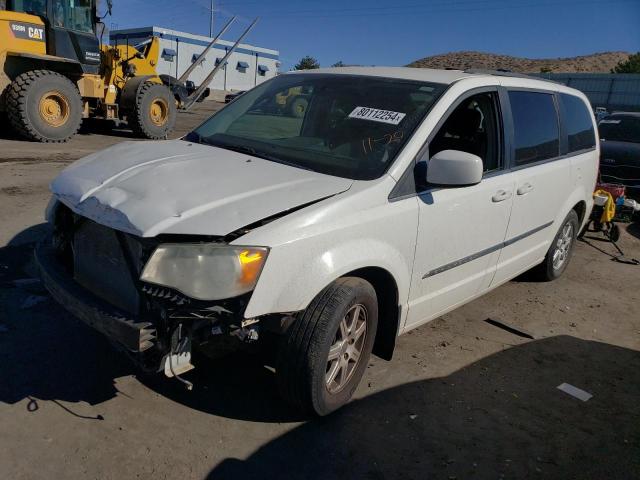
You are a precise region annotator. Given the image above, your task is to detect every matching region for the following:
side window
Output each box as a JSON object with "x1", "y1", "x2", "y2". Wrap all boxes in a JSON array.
[
  {"x1": 430, "y1": 91, "x2": 502, "y2": 173},
  {"x1": 52, "y1": 0, "x2": 94, "y2": 33},
  {"x1": 509, "y1": 91, "x2": 559, "y2": 166},
  {"x1": 225, "y1": 84, "x2": 312, "y2": 140},
  {"x1": 560, "y1": 93, "x2": 596, "y2": 152}
]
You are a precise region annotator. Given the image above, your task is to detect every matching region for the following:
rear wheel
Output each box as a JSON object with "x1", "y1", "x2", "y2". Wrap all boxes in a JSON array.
[
  {"x1": 531, "y1": 210, "x2": 579, "y2": 281},
  {"x1": 276, "y1": 277, "x2": 378, "y2": 416},
  {"x1": 6, "y1": 70, "x2": 83, "y2": 142},
  {"x1": 128, "y1": 82, "x2": 177, "y2": 139}
]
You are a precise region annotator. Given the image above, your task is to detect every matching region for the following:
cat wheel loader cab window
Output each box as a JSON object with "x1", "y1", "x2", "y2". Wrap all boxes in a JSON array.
[
  {"x1": 509, "y1": 90, "x2": 560, "y2": 166},
  {"x1": 187, "y1": 74, "x2": 447, "y2": 180},
  {"x1": 52, "y1": 0, "x2": 94, "y2": 33},
  {"x1": 429, "y1": 91, "x2": 502, "y2": 173},
  {"x1": 9, "y1": 0, "x2": 46, "y2": 16}
]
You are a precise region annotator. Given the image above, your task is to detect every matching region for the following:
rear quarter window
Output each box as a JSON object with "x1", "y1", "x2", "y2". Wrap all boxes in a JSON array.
[
  {"x1": 560, "y1": 93, "x2": 596, "y2": 152},
  {"x1": 508, "y1": 91, "x2": 560, "y2": 166}
]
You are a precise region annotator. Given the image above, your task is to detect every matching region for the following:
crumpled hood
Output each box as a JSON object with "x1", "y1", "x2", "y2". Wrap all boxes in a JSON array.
[{"x1": 51, "y1": 140, "x2": 352, "y2": 237}]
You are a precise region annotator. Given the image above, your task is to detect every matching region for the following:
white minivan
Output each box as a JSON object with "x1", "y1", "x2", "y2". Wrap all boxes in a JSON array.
[{"x1": 38, "y1": 67, "x2": 598, "y2": 415}]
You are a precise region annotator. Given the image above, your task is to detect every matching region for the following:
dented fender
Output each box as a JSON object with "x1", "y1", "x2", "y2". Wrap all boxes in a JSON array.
[{"x1": 236, "y1": 178, "x2": 419, "y2": 322}]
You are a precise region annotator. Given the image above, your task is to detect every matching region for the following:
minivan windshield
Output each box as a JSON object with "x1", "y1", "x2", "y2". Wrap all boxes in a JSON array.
[
  {"x1": 186, "y1": 74, "x2": 446, "y2": 180},
  {"x1": 599, "y1": 115, "x2": 640, "y2": 144}
]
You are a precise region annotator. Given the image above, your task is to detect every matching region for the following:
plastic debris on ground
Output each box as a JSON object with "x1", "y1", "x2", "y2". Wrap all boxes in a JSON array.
[{"x1": 557, "y1": 383, "x2": 593, "y2": 402}]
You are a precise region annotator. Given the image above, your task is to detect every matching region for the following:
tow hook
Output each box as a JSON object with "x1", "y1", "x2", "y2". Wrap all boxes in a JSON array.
[{"x1": 164, "y1": 324, "x2": 194, "y2": 391}]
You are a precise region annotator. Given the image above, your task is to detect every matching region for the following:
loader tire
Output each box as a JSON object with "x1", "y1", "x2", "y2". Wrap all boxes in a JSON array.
[
  {"x1": 128, "y1": 82, "x2": 177, "y2": 139},
  {"x1": 6, "y1": 70, "x2": 83, "y2": 143}
]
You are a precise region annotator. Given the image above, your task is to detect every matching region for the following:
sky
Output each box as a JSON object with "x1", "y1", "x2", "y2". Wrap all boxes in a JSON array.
[{"x1": 108, "y1": 0, "x2": 640, "y2": 71}]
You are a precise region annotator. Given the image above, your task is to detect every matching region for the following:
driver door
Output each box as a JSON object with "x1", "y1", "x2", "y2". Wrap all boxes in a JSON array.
[{"x1": 406, "y1": 88, "x2": 515, "y2": 328}]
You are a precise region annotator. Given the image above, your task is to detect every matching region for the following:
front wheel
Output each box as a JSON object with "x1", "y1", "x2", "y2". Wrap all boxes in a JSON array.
[
  {"x1": 128, "y1": 82, "x2": 177, "y2": 139},
  {"x1": 276, "y1": 277, "x2": 378, "y2": 416},
  {"x1": 532, "y1": 210, "x2": 579, "y2": 281},
  {"x1": 6, "y1": 70, "x2": 83, "y2": 142}
]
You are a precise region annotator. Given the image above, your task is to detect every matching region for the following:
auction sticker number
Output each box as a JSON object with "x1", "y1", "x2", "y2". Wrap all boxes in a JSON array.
[{"x1": 348, "y1": 106, "x2": 406, "y2": 125}]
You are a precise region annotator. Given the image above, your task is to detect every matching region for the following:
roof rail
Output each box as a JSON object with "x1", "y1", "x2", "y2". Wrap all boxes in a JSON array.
[
  {"x1": 464, "y1": 68, "x2": 537, "y2": 79},
  {"x1": 464, "y1": 69, "x2": 564, "y2": 84}
]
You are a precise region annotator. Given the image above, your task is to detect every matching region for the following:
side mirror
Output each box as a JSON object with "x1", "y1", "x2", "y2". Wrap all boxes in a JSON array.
[{"x1": 426, "y1": 150, "x2": 483, "y2": 187}]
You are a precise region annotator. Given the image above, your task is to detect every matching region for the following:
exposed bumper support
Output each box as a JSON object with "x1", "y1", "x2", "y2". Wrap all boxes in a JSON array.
[{"x1": 35, "y1": 240, "x2": 156, "y2": 353}]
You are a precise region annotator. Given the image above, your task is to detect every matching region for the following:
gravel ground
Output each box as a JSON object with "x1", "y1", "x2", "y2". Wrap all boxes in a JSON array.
[{"x1": 0, "y1": 102, "x2": 639, "y2": 480}]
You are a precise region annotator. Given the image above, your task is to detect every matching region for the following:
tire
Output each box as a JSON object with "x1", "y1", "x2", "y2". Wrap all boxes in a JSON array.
[
  {"x1": 128, "y1": 82, "x2": 177, "y2": 139},
  {"x1": 276, "y1": 277, "x2": 378, "y2": 416},
  {"x1": 531, "y1": 210, "x2": 579, "y2": 281},
  {"x1": 6, "y1": 70, "x2": 83, "y2": 142}
]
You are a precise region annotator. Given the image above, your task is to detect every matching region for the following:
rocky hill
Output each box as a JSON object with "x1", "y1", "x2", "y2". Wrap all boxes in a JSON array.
[{"x1": 407, "y1": 51, "x2": 631, "y2": 73}]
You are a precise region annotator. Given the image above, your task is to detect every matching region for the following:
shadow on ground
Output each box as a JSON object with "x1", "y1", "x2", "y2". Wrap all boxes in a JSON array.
[
  {"x1": 0, "y1": 225, "x2": 302, "y2": 423},
  {"x1": 0, "y1": 118, "x2": 138, "y2": 141},
  {"x1": 209, "y1": 335, "x2": 640, "y2": 480},
  {"x1": 1, "y1": 226, "x2": 639, "y2": 479},
  {"x1": 628, "y1": 220, "x2": 640, "y2": 240}
]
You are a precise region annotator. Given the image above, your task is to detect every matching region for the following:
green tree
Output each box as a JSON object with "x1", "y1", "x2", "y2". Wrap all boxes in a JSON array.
[
  {"x1": 294, "y1": 56, "x2": 320, "y2": 70},
  {"x1": 611, "y1": 53, "x2": 640, "y2": 73},
  {"x1": 332, "y1": 60, "x2": 346, "y2": 67}
]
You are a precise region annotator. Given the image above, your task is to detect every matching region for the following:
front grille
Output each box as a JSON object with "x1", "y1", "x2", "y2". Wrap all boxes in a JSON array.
[{"x1": 73, "y1": 220, "x2": 141, "y2": 314}]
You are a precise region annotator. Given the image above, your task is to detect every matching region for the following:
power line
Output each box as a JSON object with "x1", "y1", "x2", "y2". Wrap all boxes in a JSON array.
[{"x1": 246, "y1": 0, "x2": 638, "y2": 18}]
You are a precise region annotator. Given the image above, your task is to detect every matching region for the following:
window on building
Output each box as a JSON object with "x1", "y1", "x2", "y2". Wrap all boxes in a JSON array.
[
  {"x1": 509, "y1": 91, "x2": 559, "y2": 165},
  {"x1": 258, "y1": 64, "x2": 269, "y2": 77},
  {"x1": 560, "y1": 93, "x2": 596, "y2": 153},
  {"x1": 237, "y1": 61, "x2": 249, "y2": 73},
  {"x1": 162, "y1": 48, "x2": 176, "y2": 62}
]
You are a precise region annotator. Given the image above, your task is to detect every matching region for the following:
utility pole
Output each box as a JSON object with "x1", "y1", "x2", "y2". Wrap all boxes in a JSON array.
[{"x1": 209, "y1": 0, "x2": 214, "y2": 37}]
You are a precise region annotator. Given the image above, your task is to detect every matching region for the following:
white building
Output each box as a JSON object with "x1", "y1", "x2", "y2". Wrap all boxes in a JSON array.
[{"x1": 110, "y1": 26, "x2": 279, "y2": 93}]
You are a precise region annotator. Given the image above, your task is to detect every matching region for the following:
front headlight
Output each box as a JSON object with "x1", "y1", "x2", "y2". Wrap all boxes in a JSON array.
[{"x1": 140, "y1": 243, "x2": 269, "y2": 301}]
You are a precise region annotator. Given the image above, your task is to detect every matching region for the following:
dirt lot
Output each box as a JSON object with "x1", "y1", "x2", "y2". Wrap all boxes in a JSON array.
[{"x1": 1, "y1": 102, "x2": 639, "y2": 480}]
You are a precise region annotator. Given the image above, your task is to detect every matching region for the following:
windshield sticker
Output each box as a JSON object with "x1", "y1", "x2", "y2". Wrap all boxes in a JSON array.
[
  {"x1": 599, "y1": 119, "x2": 621, "y2": 124},
  {"x1": 348, "y1": 106, "x2": 406, "y2": 125}
]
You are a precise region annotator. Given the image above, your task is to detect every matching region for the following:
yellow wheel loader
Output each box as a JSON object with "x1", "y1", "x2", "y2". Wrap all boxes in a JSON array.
[{"x1": 0, "y1": 0, "x2": 177, "y2": 142}]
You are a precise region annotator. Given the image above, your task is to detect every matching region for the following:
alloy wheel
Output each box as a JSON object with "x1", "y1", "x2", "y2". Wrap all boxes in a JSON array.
[{"x1": 325, "y1": 303, "x2": 368, "y2": 394}]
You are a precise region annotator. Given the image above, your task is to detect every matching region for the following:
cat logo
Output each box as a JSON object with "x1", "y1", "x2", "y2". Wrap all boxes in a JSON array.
[
  {"x1": 28, "y1": 27, "x2": 45, "y2": 40},
  {"x1": 10, "y1": 22, "x2": 46, "y2": 42}
]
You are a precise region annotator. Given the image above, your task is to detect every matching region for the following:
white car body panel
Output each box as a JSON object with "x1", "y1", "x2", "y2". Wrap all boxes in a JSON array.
[
  {"x1": 406, "y1": 172, "x2": 516, "y2": 328},
  {"x1": 46, "y1": 67, "x2": 599, "y2": 343},
  {"x1": 238, "y1": 179, "x2": 417, "y2": 321},
  {"x1": 49, "y1": 140, "x2": 353, "y2": 237}
]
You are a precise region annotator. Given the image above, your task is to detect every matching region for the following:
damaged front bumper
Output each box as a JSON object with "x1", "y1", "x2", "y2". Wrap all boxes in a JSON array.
[{"x1": 35, "y1": 239, "x2": 157, "y2": 353}]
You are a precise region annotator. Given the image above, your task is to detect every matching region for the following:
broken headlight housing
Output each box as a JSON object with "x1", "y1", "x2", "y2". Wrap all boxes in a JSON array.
[{"x1": 140, "y1": 244, "x2": 269, "y2": 301}]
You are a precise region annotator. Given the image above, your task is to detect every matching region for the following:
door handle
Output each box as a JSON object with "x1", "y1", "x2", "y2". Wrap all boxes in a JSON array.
[
  {"x1": 517, "y1": 182, "x2": 534, "y2": 195},
  {"x1": 492, "y1": 189, "x2": 513, "y2": 202}
]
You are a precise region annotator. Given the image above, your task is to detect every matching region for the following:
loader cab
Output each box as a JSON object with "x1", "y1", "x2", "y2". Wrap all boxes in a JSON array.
[{"x1": 7, "y1": 0, "x2": 101, "y2": 72}]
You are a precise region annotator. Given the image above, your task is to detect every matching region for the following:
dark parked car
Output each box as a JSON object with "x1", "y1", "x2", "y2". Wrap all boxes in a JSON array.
[
  {"x1": 599, "y1": 112, "x2": 640, "y2": 196},
  {"x1": 225, "y1": 90, "x2": 246, "y2": 103}
]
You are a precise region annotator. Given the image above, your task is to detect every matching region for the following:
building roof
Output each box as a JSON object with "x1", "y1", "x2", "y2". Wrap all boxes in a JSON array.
[{"x1": 110, "y1": 26, "x2": 279, "y2": 58}]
